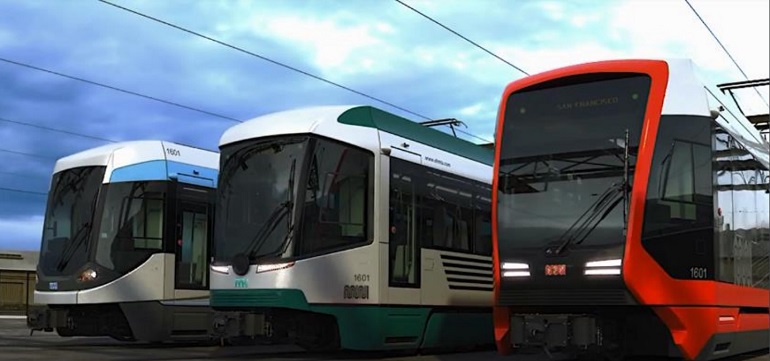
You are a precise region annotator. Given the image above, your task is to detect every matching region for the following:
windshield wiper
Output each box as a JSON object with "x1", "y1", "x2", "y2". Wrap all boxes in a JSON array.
[
  {"x1": 220, "y1": 139, "x2": 302, "y2": 193},
  {"x1": 238, "y1": 158, "x2": 298, "y2": 260},
  {"x1": 261, "y1": 225, "x2": 295, "y2": 260},
  {"x1": 552, "y1": 129, "x2": 632, "y2": 255},
  {"x1": 551, "y1": 183, "x2": 624, "y2": 255},
  {"x1": 49, "y1": 173, "x2": 70, "y2": 212},
  {"x1": 55, "y1": 173, "x2": 101, "y2": 271},
  {"x1": 51, "y1": 168, "x2": 92, "y2": 211},
  {"x1": 56, "y1": 221, "x2": 92, "y2": 271}
]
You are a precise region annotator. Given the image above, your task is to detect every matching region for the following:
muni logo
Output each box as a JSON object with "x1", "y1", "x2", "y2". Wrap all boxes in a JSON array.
[{"x1": 234, "y1": 278, "x2": 248, "y2": 288}]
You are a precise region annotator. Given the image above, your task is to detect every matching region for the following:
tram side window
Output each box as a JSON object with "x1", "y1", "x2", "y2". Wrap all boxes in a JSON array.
[
  {"x1": 298, "y1": 140, "x2": 373, "y2": 256},
  {"x1": 389, "y1": 172, "x2": 418, "y2": 287},
  {"x1": 428, "y1": 174, "x2": 474, "y2": 252},
  {"x1": 642, "y1": 115, "x2": 714, "y2": 279},
  {"x1": 757, "y1": 167, "x2": 770, "y2": 289},
  {"x1": 714, "y1": 132, "x2": 770, "y2": 288},
  {"x1": 750, "y1": 165, "x2": 769, "y2": 289},
  {"x1": 95, "y1": 182, "x2": 166, "y2": 274},
  {"x1": 715, "y1": 131, "x2": 736, "y2": 283},
  {"x1": 390, "y1": 158, "x2": 492, "y2": 256},
  {"x1": 179, "y1": 210, "x2": 209, "y2": 288},
  {"x1": 126, "y1": 197, "x2": 164, "y2": 250},
  {"x1": 644, "y1": 120, "x2": 713, "y2": 235},
  {"x1": 474, "y1": 185, "x2": 493, "y2": 256},
  {"x1": 658, "y1": 140, "x2": 712, "y2": 217}
]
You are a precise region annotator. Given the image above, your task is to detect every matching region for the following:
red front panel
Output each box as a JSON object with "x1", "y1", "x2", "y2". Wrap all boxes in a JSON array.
[{"x1": 491, "y1": 58, "x2": 769, "y2": 359}]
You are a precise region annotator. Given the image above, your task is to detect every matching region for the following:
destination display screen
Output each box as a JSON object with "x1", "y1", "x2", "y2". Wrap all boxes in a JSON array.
[{"x1": 501, "y1": 74, "x2": 652, "y2": 159}]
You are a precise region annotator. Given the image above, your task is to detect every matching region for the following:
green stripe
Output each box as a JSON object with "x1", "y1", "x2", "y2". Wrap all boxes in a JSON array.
[
  {"x1": 211, "y1": 289, "x2": 493, "y2": 351},
  {"x1": 337, "y1": 106, "x2": 494, "y2": 166},
  {"x1": 211, "y1": 289, "x2": 309, "y2": 309}
]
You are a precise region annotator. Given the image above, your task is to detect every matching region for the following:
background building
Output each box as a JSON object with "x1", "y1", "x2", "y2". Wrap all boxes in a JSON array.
[{"x1": 0, "y1": 250, "x2": 38, "y2": 315}]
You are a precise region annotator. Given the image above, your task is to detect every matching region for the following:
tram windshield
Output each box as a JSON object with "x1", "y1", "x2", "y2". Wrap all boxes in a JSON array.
[
  {"x1": 497, "y1": 74, "x2": 651, "y2": 252},
  {"x1": 38, "y1": 166, "x2": 106, "y2": 277},
  {"x1": 214, "y1": 135, "x2": 373, "y2": 264}
]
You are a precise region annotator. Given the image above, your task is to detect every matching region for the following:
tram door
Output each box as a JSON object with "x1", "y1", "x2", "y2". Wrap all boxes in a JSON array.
[
  {"x1": 174, "y1": 185, "x2": 213, "y2": 297},
  {"x1": 387, "y1": 152, "x2": 422, "y2": 304}
]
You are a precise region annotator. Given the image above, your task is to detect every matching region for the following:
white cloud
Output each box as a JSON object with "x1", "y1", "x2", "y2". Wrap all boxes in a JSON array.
[
  {"x1": 483, "y1": 0, "x2": 768, "y2": 115},
  {"x1": 258, "y1": 17, "x2": 381, "y2": 70},
  {"x1": 459, "y1": 103, "x2": 484, "y2": 117},
  {"x1": 132, "y1": 0, "x2": 770, "y2": 119},
  {"x1": 608, "y1": 0, "x2": 768, "y2": 114}
]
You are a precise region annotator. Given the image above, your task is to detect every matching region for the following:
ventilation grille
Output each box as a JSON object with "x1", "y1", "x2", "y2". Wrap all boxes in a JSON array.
[
  {"x1": 440, "y1": 253, "x2": 493, "y2": 292},
  {"x1": 498, "y1": 288, "x2": 633, "y2": 306}
]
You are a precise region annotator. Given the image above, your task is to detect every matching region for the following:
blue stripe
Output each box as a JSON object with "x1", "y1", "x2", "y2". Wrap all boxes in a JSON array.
[
  {"x1": 110, "y1": 160, "x2": 168, "y2": 183},
  {"x1": 167, "y1": 161, "x2": 218, "y2": 188},
  {"x1": 110, "y1": 160, "x2": 218, "y2": 188}
]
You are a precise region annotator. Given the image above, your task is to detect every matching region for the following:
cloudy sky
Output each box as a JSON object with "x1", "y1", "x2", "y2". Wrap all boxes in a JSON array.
[{"x1": 1, "y1": 0, "x2": 768, "y2": 251}]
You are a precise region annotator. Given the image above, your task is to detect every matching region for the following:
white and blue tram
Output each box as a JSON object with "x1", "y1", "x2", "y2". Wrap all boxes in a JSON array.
[{"x1": 27, "y1": 140, "x2": 219, "y2": 342}]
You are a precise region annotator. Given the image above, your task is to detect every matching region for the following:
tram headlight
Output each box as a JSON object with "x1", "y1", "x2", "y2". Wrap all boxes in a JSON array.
[
  {"x1": 584, "y1": 258, "x2": 622, "y2": 275},
  {"x1": 501, "y1": 262, "x2": 530, "y2": 277},
  {"x1": 78, "y1": 268, "x2": 98, "y2": 282},
  {"x1": 210, "y1": 265, "x2": 230, "y2": 275},
  {"x1": 256, "y1": 262, "x2": 294, "y2": 273}
]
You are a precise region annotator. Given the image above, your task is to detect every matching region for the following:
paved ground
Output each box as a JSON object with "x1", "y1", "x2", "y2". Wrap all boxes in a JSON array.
[{"x1": 0, "y1": 317, "x2": 766, "y2": 361}]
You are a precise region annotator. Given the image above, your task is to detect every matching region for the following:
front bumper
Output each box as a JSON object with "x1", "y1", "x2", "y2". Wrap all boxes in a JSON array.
[
  {"x1": 210, "y1": 311, "x2": 271, "y2": 340},
  {"x1": 27, "y1": 306, "x2": 69, "y2": 331},
  {"x1": 510, "y1": 314, "x2": 599, "y2": 349}
]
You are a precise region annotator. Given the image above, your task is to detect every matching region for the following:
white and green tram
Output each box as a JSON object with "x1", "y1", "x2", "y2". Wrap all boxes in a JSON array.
[{"x1": 209, "y1": 105, "x2": 495, "y2": 351}]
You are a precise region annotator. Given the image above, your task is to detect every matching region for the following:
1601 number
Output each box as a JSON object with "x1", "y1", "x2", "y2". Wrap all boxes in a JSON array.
[{"x1": 689, "y1": 267, "x2": 708, "y2": 279}]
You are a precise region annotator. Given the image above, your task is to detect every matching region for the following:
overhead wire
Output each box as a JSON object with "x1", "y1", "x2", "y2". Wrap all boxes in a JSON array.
[
  {"x1": 0, "y1": 168, "x2": 50, "y2": 195},
  {"x1": 98, "y1": 0, "x2": 431, "y2": 122},
  {"x1": 0, "y1": 148, "x2": 57, "y2": 160},
  {"x1": 0, "y1": 0, "x2": 497, "y2": 179},
  {"x1": 0, "y1": 186, "x2": 47, "y2": 196},
  {"x1": 97, "y1": 0, "x2": 494, "y2": 144},
  {"x1": 0, "y1": 116, "x2": 118, "y2": 143},
  {"x1": 683, "y1": 0, "x2": 769, "y2": 108},
  {"x1": 454, "y1": 128, "x2": 493, "y2": 144},
  {"x1": 0, "y1": 149, "x2": 53, "y2": 195},
  {"x1": 0, "y1": 121, "x2": 73, "y2": 197},
  {"x1": 394, "y1": 0, "x2": 529, "y2": 76},
  {"x1": 0, "y1": 118, "x2": 112, "y2": 188},
  {"x1": 0, "y1": 170, "x2": 39, "y2": 178},
  {"x1": 0, "y1": 57, "x2": 242, "y2": 123},
  {"x1": 393, "y1": 0, "x2": 522, "y2": 142}
]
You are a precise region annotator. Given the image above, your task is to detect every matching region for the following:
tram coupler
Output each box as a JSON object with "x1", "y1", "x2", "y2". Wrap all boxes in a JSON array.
[
  {"x1": 510, "y1": 314, "x2": 598, "y2": 349},
  {"x1": 26, "y1": 306, "x2": 68, "y2": 334},
  {"x1": 210, "y1": 311, "x2": 272, "y2": 341}
]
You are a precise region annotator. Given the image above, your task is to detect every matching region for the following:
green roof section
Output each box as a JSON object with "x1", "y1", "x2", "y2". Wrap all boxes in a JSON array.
[{"x1": 338, "y1": 106, "x2": 494, "y2": 166}]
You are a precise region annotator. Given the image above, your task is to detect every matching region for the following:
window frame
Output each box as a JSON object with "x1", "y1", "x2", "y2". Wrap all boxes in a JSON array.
[
  {"x1": 659, "y1": 138, "x2": 711, "y2": 206},
  {"x1": 641, "y1": 115, "x2": 715, "y2": 280},
  {"x1": 120, "y1": 195, "x2": 165, "y2": 250},
  {"x1": 293, "y1": 136, "x2": 376, "y2": 260}
]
